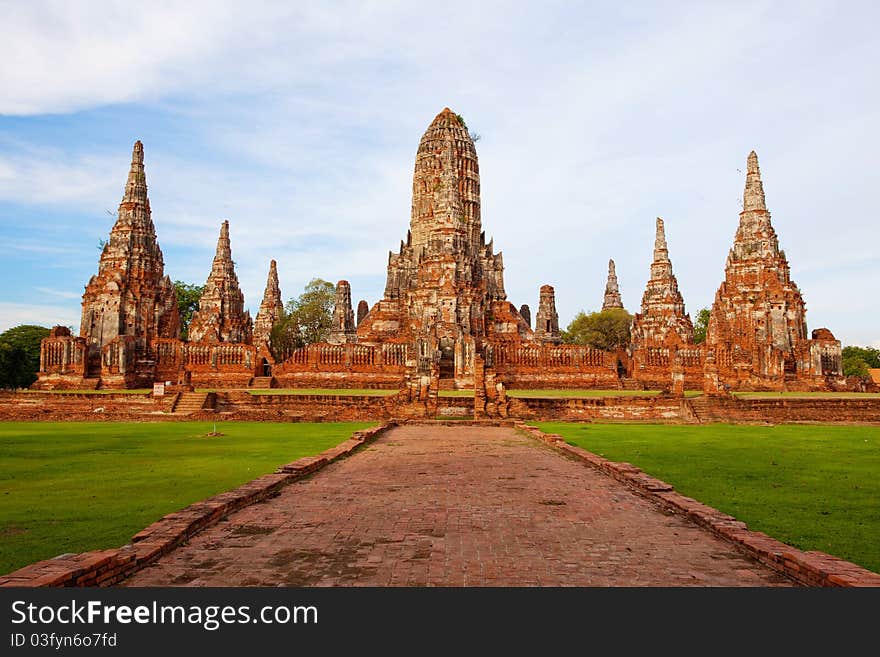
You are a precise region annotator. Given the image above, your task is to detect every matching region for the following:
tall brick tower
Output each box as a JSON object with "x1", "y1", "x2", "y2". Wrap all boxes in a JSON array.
[
  {"x1": 357, "y1": 108, "x2": 525, "y2": 378},
  {"x1": 631, "y1": 218, "x2": 694, "y2": 348},
  {"x1": 253, "y1": 259, "x2": 284, "y2": 349},
  {"x1": 80, "y1": 141, "x2": 179, "y2": 356},
  {"x1": 188, "y1": 220, "x2": 253, "y2": 343},
  {"x1": 706, "y1": 151, "x2": 809, "y2": 380}
]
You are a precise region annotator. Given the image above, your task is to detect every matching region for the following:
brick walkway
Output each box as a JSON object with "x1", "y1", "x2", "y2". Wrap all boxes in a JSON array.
[{"x1": 124, "y1": 425, "x2": 792, "y2": 586}]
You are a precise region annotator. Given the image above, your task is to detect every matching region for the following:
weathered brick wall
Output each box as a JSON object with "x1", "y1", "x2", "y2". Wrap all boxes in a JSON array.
[
  {"x1": 0, "y1": 391, "x2": 164, "y2": 421},
  {"x1": 491, "y1": 343, "x2": 620, "y2": 389},
  {"x1": 507, "y1": 396, "x2": 696, "y2": 422},
  {"x1": 694, "y1": 397, "x2": 880, "y2": 423},
  {"x1": 273, "y1": 343, "x2": 407, "y2": 389},
  {"x1": 218, "y1": 391, "x2": 401, "y2": 421}
]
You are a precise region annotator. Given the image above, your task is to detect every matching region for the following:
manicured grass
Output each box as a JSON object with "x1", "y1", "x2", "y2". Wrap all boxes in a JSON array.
[
  {"x1": 535, "y1": 422, "x2": 880, "y2": 573},
  {"x1": 22, "y1": 389, "x2": 151, "y2": 395},
  {"x1": 734, "y1": 391, "x2": 880, "y2": 399},
  {"x1": 508, "y1": 389, "x2": 708, "y2": 398},
  {"x1": 438, "y1": 390, "x2": 475, "y2": 397},
  {"x1": 247, "y1": 388, "x2": 397, "y2": 396},
  {"x1": 0, "y1": 421, "x2": 373, "y2": 575}
]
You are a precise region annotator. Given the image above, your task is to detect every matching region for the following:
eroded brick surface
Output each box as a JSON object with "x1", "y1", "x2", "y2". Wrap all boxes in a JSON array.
[{"x1": 123, "y1": 425, "x2": 792, "y2": 587}]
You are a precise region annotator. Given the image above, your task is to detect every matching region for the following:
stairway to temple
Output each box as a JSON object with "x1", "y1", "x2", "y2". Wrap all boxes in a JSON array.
[
  {"x1": 687, "y1": 396, "x2": 712, "y2": 423},
  {"x1": 249, "y1": 376, "x2": 277, "y2": 389},
  {"x1": 618, "y1": 378, "x2": 646, "y2": 390},
  {"x1": 170, "y1": 392, "x2": 211, "y2": 415}
]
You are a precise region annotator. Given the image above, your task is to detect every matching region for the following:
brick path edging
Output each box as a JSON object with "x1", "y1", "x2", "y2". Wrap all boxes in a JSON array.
[
  {"x1": 0, "y1": 423, "x2": 395, "y2": 588},
  {"x1": 516, "y1": 422, "x2": 880, "y2": 587}
]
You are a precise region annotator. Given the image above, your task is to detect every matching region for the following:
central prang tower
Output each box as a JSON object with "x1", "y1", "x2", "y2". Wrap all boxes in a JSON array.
[{"x1": 358, "y1": 108, "x2": 525, "y2": 379}]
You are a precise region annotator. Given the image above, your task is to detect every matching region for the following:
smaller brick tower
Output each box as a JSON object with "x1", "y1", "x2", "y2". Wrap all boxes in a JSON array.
[
  {"x1": 356, "y1": 300, "x2": 369, "y2": 326},
  {"x1": 329, "y1": 280, "x2": 357, "y2": 344},
  {"x1": 253, "y1": 259, "x2": 284, "y2": 349},
  {"x1": 534, "y1": 285, "x2": 561, "y2": 343},
  {"x1": 631, "y1": 218, "x2": 694, "y2": 348},
  {"x1": 602, "y1": 259, "x2": 624, "y2": 310},
  {"x1": 188, "y1": 220, "x2": 253, "y2": 344},
  {"x1": 519, "y1": 304, "x2": 531, "y2": 329}
]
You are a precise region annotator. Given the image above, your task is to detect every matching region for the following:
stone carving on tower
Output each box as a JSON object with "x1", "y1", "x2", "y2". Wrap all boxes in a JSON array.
[
  {"x1": 602, "y1": 259, "x2": 624, "y2": 310},
  {"x1": 630, "y1": 218, "x2": 694, "y2": 348},
  {"x1": 329, "y1": 280, "x2": 357, "y2": 344},
  {"x1": 253, "y1": 259, "x2": 284, "y2": 350},
  {"x1": 80, "y1": 140, "x2": 180, "y2": 357},
  {"x1": 188, "y1": 220, "x2": 253, "y2": 344}
]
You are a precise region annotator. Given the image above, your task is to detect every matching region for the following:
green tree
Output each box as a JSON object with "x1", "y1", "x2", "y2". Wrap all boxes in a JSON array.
[
  {"x1": 693, "y1": 307, "x2": 711, "y2": 344},
  {"x1": 271, "y1": 279, "x2": 336, "y2": 358},
  {"x1": 842, "y1": 345, "x2": 880, "y2": 378},
  {"x1": 268, "y1": 312, "x2": 303, "y2": 361},
  {"x1": 174, "y1": 281, "x2": 205, "y2": 340},
  {"x1": 0, "y1": 324, "x2": 50, "y2": 389},
  {"x1": 562, "y1": 308, "x2": 633, "y2": 351}
]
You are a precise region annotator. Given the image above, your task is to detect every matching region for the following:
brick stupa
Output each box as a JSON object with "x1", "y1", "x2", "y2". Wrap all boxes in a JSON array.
[
  {"x1": 630, "y1": 218, "x2": 694, "y2": 348},
  {"x1": 188, "y1": 220, "x2": 253, "y2": 343},
  {"x1": 356, "y1": 108, "x2": 530, "y2": 376},
  {"x1": 252, "y1": 259, "x2": 284, "y2": 349},
  {"x1": 534, "y1": 285, "x2": 561, "y2": 343},
  {"x1": 329, "y1": 280, "x2": 357, "y2": 344},
  {"x1": 80, "y1": 140, "x2": 179, "y2": 354},
  {"x1": 602, "y1": 259, "x2": 624, "y2": 310},
  {"x1": 706, "y1": 152, "x2": 809, "y2": 378}
]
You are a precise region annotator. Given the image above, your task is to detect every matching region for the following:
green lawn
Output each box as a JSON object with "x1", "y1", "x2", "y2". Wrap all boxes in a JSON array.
[
  {"x1": 247, "y1": 388, "x2": 398, "y2": 396},
  {"x1": 536, "y1": 422, "x2": 880, "y2": 573},
  {"x1": 733, "y1": 391, "x2": 880, "y2": 399},
  {"x1": 508, "y1": 389, "x2": 704, "y2": 398},
  {"x1": 0, "y1": 421, "x2": 373, "y2": 575},
  {"x1": 21, "y1": 389, "x2": 151, "y2": 395}
]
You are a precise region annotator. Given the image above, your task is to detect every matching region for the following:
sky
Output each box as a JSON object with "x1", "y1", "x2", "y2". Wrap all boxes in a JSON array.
[{"x1": 0, "y1": 1, "x2": 877, "y2": 347}]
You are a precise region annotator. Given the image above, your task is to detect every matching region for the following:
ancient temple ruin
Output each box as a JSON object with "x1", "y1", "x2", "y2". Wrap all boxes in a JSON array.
[
  {"x1": 704, "y1": 151, "x2": 842, "y2": 388},
  {"x1": 188, "y1": 221, "x2": 253, "y2": 344},
  {"x1": 253, "y1": 259, "x2": 284, "y2": 351},
  {"x1": 37, "y1": 141, "x2": 180, "y2": 388},
  {"x1": 602, "y1": 260, "x2": 624, "y2": 310},
  {"x1": 35, "y1": 119, "x2": 845, "y2": 393},
  {"x1": 629, "y1": 217, "x2": 700, "y2": 388}
]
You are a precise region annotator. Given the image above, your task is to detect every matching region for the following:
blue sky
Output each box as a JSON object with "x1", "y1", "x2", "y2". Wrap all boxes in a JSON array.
[{"x1": 1, "y1": 1, "x2": 877, "y2": 346}]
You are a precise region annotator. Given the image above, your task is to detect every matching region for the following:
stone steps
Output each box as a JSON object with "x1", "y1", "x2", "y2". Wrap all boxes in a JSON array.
[
  {"x1": 171, "y1": 392, "x2": 210, "y2": 414},
  {"x1": 249, "y1": 376, "x2": 276, "y2": 389},
  {"x1": 687, "y1": 396, "x2": 712, "y2": 423}
]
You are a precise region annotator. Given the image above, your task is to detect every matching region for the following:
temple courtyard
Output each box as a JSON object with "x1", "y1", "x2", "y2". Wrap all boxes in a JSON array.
[{"x1": 1, "y1": 420, "x2": 877, "y2": 583}]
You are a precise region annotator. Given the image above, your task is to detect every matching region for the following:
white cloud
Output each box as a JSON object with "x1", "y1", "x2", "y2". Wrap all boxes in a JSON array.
[
  {"x1": 35, "y1": 287, "x2": 81, "y2": 300},
  {"x1": 0, "y1": 303, "x2": 78, "y2": 332},
  {"x1": 0, "y1": 142, "x2": 122, "y2": 208}
]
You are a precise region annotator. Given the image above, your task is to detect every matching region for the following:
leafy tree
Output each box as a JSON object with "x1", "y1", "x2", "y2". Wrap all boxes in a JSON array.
[
  {"x1": 562, "y1": 308, "x2": 633, "y2": 351},
  {"x1": 693, "y1": 307, "x2": 711, "y2": 344},
  {"x1": 268, "y1": 312, "x2": 303, "y2": 361},
  {"x1": 0, "y1": 324, "x2": 50, "y2": 389},
  {"x1": 270, "y1": 279, "x2": 336, "y2": 359},
  {"x1": 174, "y1": 281, "x2": 205, "y2": 340},
  {"x1": 842, "y1": 346, "x2": 880, "y2": 378},
  {"x1": 843, "y1": 355, "x2": 869, "y2": 378}
]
